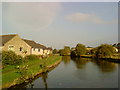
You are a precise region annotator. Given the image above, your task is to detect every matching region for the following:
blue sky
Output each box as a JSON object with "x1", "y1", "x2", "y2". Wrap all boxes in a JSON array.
[{"x1": 2, "y1": 2, "x2": 118, "y2": 49}]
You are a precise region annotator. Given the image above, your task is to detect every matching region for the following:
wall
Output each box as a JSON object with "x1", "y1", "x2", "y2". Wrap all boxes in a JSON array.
[
  {"x1": 31, "y1": 48, "x2": 44, "y2": 55},
  {"x1": 2, "y1": 35, "x2": 31, "y2": 57}
]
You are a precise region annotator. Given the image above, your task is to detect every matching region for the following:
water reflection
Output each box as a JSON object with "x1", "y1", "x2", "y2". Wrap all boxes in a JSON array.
[
  {"x1": 26, "y1": 71, "x2": 48, "y2": 89},
  {"x1": 71, "y1": 57, "x2": 90, "y2": 69},
  {"x1": 41, "y1": 72, "x2": 48, "y2": 90},
  {"x1": 92, "y1": 60, "x2": 117, "y2": 73},
  {"x1": 12, "y1": 56, "x2": 118, "y2": 88},
  {"x1": 62, "y1": 56, "x2": 71, "y2": 64},
  {"x1": 28, "y1": 83, "x2": 34, "y2": 88},
  {"x1": 62, "y1": 56, "x2": 117, "y2": 73}
]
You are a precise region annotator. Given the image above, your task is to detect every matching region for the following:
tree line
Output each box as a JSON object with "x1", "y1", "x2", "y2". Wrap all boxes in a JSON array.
[{"x1": 53, "y1": 43, "x2": 118, "y2": 59}]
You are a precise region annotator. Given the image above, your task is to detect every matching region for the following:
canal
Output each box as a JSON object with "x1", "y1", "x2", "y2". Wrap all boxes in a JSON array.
[{"x1": 21, "y1": 56, "x2": 119, "y2": 88}]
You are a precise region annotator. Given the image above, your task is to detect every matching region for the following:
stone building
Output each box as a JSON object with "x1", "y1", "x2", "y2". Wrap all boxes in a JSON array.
[{"x1": 0, "y1": 34, "x2": 52, "y2": 56}]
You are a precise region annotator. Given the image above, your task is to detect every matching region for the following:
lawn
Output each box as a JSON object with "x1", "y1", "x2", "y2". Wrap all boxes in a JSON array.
[{"x1": 2, "y1": 55, "x2": 62, "y2": 88}]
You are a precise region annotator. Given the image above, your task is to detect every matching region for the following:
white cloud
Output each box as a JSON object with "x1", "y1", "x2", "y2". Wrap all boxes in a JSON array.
[
  {"x1": 3, "y1": 2, "x2": 61, "y2": 31},
  {"x1": 65, "y1": 12, "x2": 117, "y2": 24},
  {"x1": 65, "y1": 13, "x2": 90, "y2": 22}
]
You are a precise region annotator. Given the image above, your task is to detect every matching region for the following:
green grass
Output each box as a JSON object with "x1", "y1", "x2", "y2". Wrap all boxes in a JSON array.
[
  {"x1": 81, "y1": 55, "x2": 92, "y2": 58},
  {"x1": 2, "y1": 55, "x2": 62, "y2": 88},
  {"x1": 81, "y1": 54, "x2": 120, "y2": 60}
]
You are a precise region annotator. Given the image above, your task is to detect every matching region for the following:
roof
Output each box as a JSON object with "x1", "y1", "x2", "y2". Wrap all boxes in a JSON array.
[
  {"x1": 0, "y1": 34, "x2": 17, "y2": 46},
  {"x1": 47, "y1": 47, "x2": 52, "y2": 50},
  {"x1": 0, "y1": 34, "x2": 48, "y2": 50},
  {"x1": 23, "y1": 39, "x2": 47, "y2": 50}
]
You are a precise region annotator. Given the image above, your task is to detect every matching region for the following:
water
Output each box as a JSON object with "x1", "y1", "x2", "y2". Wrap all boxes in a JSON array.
[{"x1": 24, "y1": 56, "x2": 119, "y2": 88}]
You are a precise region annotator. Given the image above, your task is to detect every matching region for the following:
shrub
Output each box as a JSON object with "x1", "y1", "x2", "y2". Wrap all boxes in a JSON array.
[
  {"x1": 71, "y1": 50, "x2": 77, "y2": 57},
  {"x1": 75, "y1": 43, "x2": 86, "y2": 56},
  {"x1": 53, "y1": 49, "x2": 58, "y2": 54},
  {"x1": 2, "y1": 51, "x2": 22, "y2": 65},
  {"x1": 58, "y1": 49, "x2": 64, "y2": 56},
  {"x1": 94, "y1": 44, "x2": 116, "y2": 58},
  {"x1": 24, "y1": 54, "x2": 40, "y2": 60},
  {"x1": 58, "y1": 46, "x2": 71, "y2": 56}
]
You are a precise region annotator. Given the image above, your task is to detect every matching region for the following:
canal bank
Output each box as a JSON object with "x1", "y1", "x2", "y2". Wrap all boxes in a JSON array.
[
  {"x1": 2, "y1": 56, "x2": 62, "y2": 89},
  {"x1": 14, "y1": 56, "x2": 118, "y2": 88},
  {"x1": 80, "y1": 55, "x2": 120, "y2": 63}
]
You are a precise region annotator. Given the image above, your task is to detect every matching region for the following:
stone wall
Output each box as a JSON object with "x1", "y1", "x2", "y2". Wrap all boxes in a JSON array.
[{"x1": 3, "y1": 35, "x2": 31, "y2": 57}]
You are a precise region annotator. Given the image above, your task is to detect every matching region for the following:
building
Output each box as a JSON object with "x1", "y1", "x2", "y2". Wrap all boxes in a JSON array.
[
  {"x1": 86, "y1": 47, "x2": 93, "y2": 54},
  {"x1": 23, "y1": 39, "x2": 52, "y2": 56},
  {"x1": 0, "y1": 34, "x2": 52, "y2": 56},
  {"x1": 113, "y1": 43, "x2": 120, "y2": 53}
]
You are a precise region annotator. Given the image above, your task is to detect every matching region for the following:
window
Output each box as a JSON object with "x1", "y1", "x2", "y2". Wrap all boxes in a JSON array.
[
  {"x1": 8, "y1": 45, "x2": 14, "y2": 51},
  {"x1": 38, "y1": 49, "x2": 40, "y2": 52},
  {"x1": 19, "y1": 47, "x2": 23, "y2": 51}
]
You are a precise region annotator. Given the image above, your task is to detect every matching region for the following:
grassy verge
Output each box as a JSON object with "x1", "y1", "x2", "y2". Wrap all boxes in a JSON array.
[
  {"x1": 2, "y1": 55, "x2": 62, "y2": 88},
  {"x1": 81, "y1": 54, "x2": 120, "y2": 59},
  {"x1": 81, "y1": 55, "x2": 92, "y2": 58},
  {"x1": 81, "y1": 54, "x2": 120, "y2": 63}
]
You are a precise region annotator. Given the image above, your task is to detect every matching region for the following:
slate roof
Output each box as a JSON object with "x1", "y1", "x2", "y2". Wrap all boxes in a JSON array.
[
  {"x1": 23, "y1": 39, "x2": 47, "y2": 50},
  {"x1": 47, "y1": 47, "x2": 52, "y2": 50},
  {"x1": 0, "y1": 34, "x2": 17, "y2": 46}
]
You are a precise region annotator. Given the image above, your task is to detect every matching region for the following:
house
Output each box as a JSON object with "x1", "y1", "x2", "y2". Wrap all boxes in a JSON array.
[
  {"x1": 86, "y1": 47, "x2": 93, "y2": 54},
  {"x1": 23, "y1": 39, "x2": 50, "y2": 56},
  {"x1": 0, "y1": 34, "x2": 31, "y2": 56},
  {"x1": 113, "y1": 43, "x2": 120, "y2": 53},
  {"x1": 0, "y1": 34, "x2": 52, "y2": 56},
  {"x1": 47, "y1": 47, "x2": 52, "y2": 55}
]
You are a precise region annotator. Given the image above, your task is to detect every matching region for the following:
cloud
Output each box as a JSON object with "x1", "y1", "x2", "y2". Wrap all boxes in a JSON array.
[
  {"x1": 65, "y1": 13, "x2": 90, "y2": 22},
  {"x1": 65, "y1": 12, "x2": 117, "y2": 24},
  {"x1": 3, "y1": 2, "x2": 61, "y2": 31}
]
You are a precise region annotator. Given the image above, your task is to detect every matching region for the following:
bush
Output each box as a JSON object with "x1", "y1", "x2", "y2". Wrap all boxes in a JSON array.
[
  {"x1": 24, "y1": 54, "x2": 40, "y2": 60},
  {"x1": 58, "y1": 49, "x2": 64, "y2": 56},
  {"x1": 71, "y1": 43, "x2": 86, "y2": 57},
  {"x1": 75, "y1": 43, "x2": 86, "y2": 56},
  {"x1": 58, "y1": 46, "x2": 71, "y2": 56},
  {"x1": 71, "y1": 50, "x2": 77, "y2": 57},
  {"x1": 53, "y1": 49, "x2": 58, "y2": 54},
  {"x1": 2, "y1": 51, "x2": 23, "y2": 65},
  {"x1": 93, "y1": 44, "x2": 116, "y2": 58}
]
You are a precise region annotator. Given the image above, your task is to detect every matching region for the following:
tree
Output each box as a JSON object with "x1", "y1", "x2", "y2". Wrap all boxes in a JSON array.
[
  {"x1": 58, "y1": 46, "x2": 71, "y2": 56},
  {"x1": 53, "y1": 49, "x2": 58, "y2": 54},
  {"x1": 71, "y1": 50, "x2": 77, "y2": 57},
  {"x1": 94, "y1": 44, "x2": 116, "y2": 58},
  {"x1": 75, "y1": 43, "x2": 86, "y2": 56},
  {"x1": 58, "y1": 49, "x2": 64, "y2": 56},
  {"x1": 90, "y1": 48, "x2": 97, "y2": 55},
  {"x1": 63, "y1": 46, "x2": 71, "y2": 56}
]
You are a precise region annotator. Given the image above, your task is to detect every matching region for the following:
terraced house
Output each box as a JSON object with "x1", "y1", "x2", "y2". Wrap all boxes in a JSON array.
[{"x1": 0, "y1": 34, "x2": 52, "y2": 57}]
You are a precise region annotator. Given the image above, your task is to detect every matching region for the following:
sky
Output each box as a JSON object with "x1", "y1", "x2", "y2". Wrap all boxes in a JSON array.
[{"x1": 1, "y1": 2, "x2": 118, "y2": 49}]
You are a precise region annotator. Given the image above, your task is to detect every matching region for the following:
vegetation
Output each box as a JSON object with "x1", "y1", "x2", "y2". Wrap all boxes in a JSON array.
[
  {"x1": 2, "y1": 55, "x2": 61, "y2": 88},
  {"x1": 58, "y1": 43, "x2": 119, "y2": 60},
  {"x1": 63, "y1": 46, "x2": 71, "y2": 56},
  {"x1": 59, "y1": 46, "x2": 71, "y2": 56},
  {"x1": 53, "y1": 49, "x2": 58, "y2": 54},
  {"x1": 71, "y1": 43, "x2": 86, "y2": 57},
  {"x1": 2, "y1": 51, "x2": 23, "y2": 66},
  {"x1": 58, "y1": 49, "x2": 64, "y2": 56},
  {"x1": 24, "y1": 54, "x2": 40, "y2": 61},
  {"x1": 92, "y1": 44, "x2": 116, "y2": 58}
]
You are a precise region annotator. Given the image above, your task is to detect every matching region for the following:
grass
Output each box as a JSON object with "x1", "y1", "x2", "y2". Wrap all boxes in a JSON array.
[
  {"x1": 2, "y1": 55, "x2": 62, "y2": 88},
  {"x1": 81, "y1": 54, "x2": 120, "y2": 59},
  {"x1": 81, "y1": 55, "x2": 92, "y2": 58}
]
